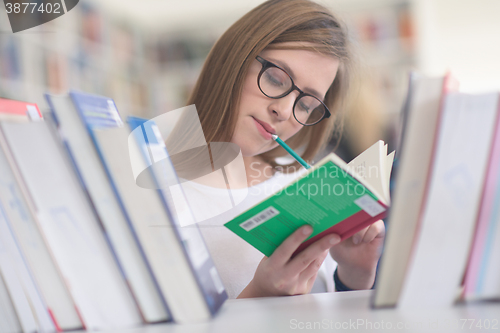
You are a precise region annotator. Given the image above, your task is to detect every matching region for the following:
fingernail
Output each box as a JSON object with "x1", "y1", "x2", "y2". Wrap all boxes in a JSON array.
[
  {"x1": 302, "y1": 225, "x2": 313, "y2": 235},
  {"x1": 352, "y1": 235, "x2": 360, "y2": 245},
  {"x1": 329, "y1": 235, "x2": 340, "y2": 245}
]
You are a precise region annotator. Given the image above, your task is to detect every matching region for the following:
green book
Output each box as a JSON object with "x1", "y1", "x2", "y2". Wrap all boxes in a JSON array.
[{"x1": 224, "y1": 140, "x2": 394, "y2": 257}]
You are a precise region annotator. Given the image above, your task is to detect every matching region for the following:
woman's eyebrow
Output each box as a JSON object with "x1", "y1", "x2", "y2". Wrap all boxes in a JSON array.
[{"x1": 268, "y1": 57, "x2": 323, "y2": 98}]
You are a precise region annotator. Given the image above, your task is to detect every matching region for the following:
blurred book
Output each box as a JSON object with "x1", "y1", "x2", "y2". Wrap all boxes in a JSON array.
[
  {"x1": 45, "y1": 92, "x2": 170, "y2": 324},
  {"x1": 0, "y1": 99, "x2": 81, "y2": 330},
  {"x1": 0, "y1": 269, "x2": 21, "y2": 333},
  {"x1": 462, "y1": 92, "x2": 500, "y2": 301},
  {"x1": 0, "y1": 129, "x2": 82, "y2": 331},
  {"x1": 90, "y1": 115, "x2": 227, "y2": 323},
  {"x1": 0, "y1": 120, "x2": 142, "y2": 330},
  {"x1": 0, "y1": 98, "x2": 42, "y2": 121},
  {"x1": 398, "y1": 89, "x2": 500, "y2": 307},
  {"x1": 373, "y1": 73, "x2": 459, "y2": 308},
  {"x1": 0, "y1": 204, "x2": 55, "y2": 333}
]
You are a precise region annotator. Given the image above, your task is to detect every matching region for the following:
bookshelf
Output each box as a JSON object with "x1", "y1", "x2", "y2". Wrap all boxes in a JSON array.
[
  {"x1": 332, "y1": 0, "x2": 415, "y2": 114},
  {"x1": 0, "y1": 1, "x2": 218, "y2": 121},
  {"x1": 0, "y1": 0, "x2": 414, "y2": 141},
  {"x1": 315, "y1": 0, "x2": 416, "y2": 160},
  {"x1": 0, "y1": 2, "x2": 155, "y2": 119},
  {"x1": 73, "y1": 290, "x2": 500, "y2": 333}
]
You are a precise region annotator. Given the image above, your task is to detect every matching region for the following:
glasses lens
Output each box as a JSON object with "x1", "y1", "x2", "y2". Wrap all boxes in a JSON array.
[
  {"x1": 294, "y1": 95, "x2": 326, "y2": 125},
  {"x1": 259, "y1": 67, "x2": 292, "y2": 97}
]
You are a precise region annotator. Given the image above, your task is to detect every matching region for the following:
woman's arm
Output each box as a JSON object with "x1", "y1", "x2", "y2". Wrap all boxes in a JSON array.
[{"x1": 237, "y1": 225, "x2": 341, "y2": 298}]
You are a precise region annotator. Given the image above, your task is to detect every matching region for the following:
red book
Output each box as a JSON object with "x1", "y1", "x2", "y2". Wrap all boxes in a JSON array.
[{"x1": 0, "y1": 98, "x2": 42, "y2": 120}]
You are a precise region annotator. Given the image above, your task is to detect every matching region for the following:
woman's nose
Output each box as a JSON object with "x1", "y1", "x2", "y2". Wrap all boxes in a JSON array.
[{"x1": 269, "y1": 92, "x2": 298, "y2": 121}]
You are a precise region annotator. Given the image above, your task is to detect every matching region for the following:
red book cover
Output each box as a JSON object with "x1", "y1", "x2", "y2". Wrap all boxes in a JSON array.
[{"x1": 0, "y1": 98, "x2": 42, "y2": 120}]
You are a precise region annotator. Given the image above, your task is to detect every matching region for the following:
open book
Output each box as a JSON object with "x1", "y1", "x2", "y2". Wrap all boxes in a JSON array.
[{"x1": 225, "y1": 140, "x2": 394, "y2": 257}]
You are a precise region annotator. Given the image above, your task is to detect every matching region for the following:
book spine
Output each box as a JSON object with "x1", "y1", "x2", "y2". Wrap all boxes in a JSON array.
[{"x1": 293, "y1": 207, "x2": 387, "y2": 256}]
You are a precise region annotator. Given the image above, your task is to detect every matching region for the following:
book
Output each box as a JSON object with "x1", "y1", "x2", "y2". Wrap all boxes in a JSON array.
[
  {"x1": 45, "y1": 92, "x2": 170, "y2": 324},
  {"x1": 0, "y1": 203, "x2": 55, "y2": 333},
  {"x1": 463, "y1": 92, "x2": 500, "y2": 301},
  {"x1": 89, "y1": 115, "x2": 227, "y2": 323},
  {"x1": 398, "y1": 91, "x2": 500, "y2": 308},
  {"x1": 0, "y1": 120, "x2": 142, "y2": 330},
  {"x1": 0, "y1": 222, "x2": 39, "y2": 333},
  {"x1": 0, "y1": 268, "x2": 22, "y2": 333},
  {"x1": 0, "y1": 99, "x2": 83, "y2": 329},
  {"x1": 0, "y1": 126, "x2": 83, "y2": 331},
  {"x1": 224, "y1": 140, "x2": 394, "y2": 257},
  {"x1": 372, "y1": 73, "x2": 459, "y2": 308},
  {"x1": 0, "y1": 97, "x2": 42, "y2": 121}
]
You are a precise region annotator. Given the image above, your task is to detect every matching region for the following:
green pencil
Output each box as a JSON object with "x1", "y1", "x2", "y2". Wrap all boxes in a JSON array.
[{"x1": 271, "y1": 134, "x2": 311, "y2": 169}]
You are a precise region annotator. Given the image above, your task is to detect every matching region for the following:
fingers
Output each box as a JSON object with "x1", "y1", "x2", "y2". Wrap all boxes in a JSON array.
[
  {"x1": 270, "y1": 225, "x2": 313, "y2": 266},
  {"x1": 306, "y1": 272, "x2": 319, "y2": 292},
  {"x1": 298, "y1": 250, "x2": 328, "y2": 282},
  {"x1": 361, "y1": 220, "x2": 385, "y2": 243},
  {"x1": 352, "y1": 220, "x2": 385, "y2": 244},
  {"x1": 285, "y1": 233, "x2": 340, "y2": 276}
]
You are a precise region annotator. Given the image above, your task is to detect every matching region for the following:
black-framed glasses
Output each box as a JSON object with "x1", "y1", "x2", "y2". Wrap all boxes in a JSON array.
[{"x1": 256, "y1": 56, "x2": 331, "y2": 126}]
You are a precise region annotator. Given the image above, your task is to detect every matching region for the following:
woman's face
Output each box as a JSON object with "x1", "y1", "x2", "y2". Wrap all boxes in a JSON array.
[{"x1": 231, "y1": 44, "x2": 340, "y2": 157}]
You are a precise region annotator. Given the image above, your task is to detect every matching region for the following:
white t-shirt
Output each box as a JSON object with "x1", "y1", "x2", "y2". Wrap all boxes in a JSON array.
[{"x1": 173, "y1": 169, "x2": 337, "y2": 299}]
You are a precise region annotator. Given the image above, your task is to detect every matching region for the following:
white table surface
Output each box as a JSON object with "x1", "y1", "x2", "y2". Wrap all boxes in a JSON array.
[{"x1": 98, "y1": 290, "x2": 500, "y2": 333}]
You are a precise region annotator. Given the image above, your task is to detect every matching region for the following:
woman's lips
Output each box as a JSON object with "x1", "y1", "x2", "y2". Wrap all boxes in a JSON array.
[{"x1": 252, "y1": 117, "x2": 274, "y2": 140}]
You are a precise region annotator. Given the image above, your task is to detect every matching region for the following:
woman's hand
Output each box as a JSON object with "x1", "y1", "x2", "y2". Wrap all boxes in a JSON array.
[
  {"x1": 329, "y1": 220, "x2": 385, "y2": 290},
  {"x1": 237, "y1": 225, "x2": 341, "y2": 298}
]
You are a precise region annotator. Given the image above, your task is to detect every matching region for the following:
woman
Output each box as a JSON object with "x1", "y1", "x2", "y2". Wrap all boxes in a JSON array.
[{"x1": 177, "y1": 0, "x2": 385, "y2": 299}]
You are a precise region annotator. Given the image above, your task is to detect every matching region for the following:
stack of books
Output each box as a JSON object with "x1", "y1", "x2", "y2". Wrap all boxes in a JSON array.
[
  {"x1": 373, "y1": 73, "x2": 500, "y2": 308},
  {"x1": 0, "y1": 93, "x2": 227, "y2": 333}
]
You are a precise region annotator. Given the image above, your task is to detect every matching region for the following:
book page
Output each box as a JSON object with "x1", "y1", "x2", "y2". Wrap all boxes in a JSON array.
[
  {"x1": 347, "y1": 140, "x2": 390, "y2": 202},
  {"x1": 385, "y1": 150, "x2": 395, "y2": 199}
]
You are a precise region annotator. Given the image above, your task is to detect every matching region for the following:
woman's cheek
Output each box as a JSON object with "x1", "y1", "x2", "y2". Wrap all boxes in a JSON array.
[{"x1": 284, "y1": 123, "x2": 303, "y2": 141}]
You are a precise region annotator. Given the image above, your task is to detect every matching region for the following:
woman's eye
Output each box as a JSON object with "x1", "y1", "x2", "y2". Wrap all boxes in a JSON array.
[
  {"x1": 264, "y1": 71, "x2": 286, "y2": 87},
  {"x1": 297, "y1": 101, "x2": 311, "y2": 113}
]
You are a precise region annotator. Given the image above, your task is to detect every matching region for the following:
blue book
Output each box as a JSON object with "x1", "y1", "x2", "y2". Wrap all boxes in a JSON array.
[
  {"x1": 89, "y1": 114, "x2": 227, "y2": 323},
  {"x1": 46, "y1": 92, "x2": 170, "y2": 323}
]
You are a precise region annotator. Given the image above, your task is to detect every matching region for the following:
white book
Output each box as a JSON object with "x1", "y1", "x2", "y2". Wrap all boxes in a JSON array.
[
  {"x1": 0, "y1": 270, "x2": 22, "y2": 333},
  {"x1": 399, "y1": 91, "x2": 500, "y2": 308},
  {"x1": 94, "y1": 125, "x2": 227, "y2": 323},
  {"x1": 0, "y1": 134, "x2": 82, "y2": 330},
  {"x1": 0, "y1": 205, "x2": 54, "y2": 333},
  {"x1": 0, "y1": 121, "x2": 142, "y2": 330},
  {"x1": 463, "y1": 92, "x2": 500, "y2": 301},
  {"x1": 45, "y1": 93, "x2": 169, "y2": 323},
  {"x1": 474, "y1": 209, "x2": 500, "y2": 299},
  {"x1": 372, "y1": 75, "x2": 457, "y2": 307}
]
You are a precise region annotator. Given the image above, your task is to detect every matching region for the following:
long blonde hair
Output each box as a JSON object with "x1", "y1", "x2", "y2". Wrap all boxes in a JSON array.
[{"x1": 185, "y1": 0, "x2": 352, "y2": 171}]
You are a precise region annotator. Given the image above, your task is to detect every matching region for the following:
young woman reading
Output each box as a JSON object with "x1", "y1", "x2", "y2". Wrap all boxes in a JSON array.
[{"x1": 175, "y1": 0, "x2": 385, "y2": 299}]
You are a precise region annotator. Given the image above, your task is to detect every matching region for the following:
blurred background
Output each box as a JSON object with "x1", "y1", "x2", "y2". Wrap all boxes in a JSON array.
[{"x1": 1, "y1": 0, "x2": 499, "y2": 161}]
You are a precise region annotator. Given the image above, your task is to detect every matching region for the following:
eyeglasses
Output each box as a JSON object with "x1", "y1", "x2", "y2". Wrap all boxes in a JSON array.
[{"x1": 256, "y1": 56, "x2": 331, "y2": 126}]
